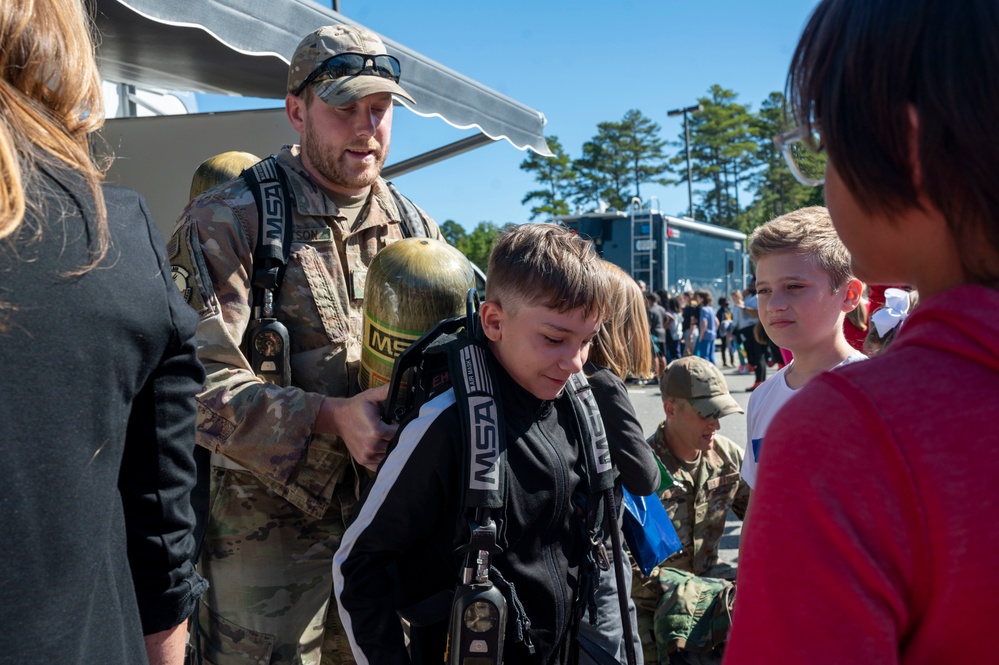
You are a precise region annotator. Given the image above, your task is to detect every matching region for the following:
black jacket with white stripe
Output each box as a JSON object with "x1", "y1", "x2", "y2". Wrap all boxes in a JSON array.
[{"x1": 334, "y1": 351, "x2": 592, "y2": 665}]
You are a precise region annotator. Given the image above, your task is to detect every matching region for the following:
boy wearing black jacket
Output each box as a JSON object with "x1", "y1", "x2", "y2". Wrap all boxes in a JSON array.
[{"x1": 334, "y1": 223, "x2": 610, "y2": 664}]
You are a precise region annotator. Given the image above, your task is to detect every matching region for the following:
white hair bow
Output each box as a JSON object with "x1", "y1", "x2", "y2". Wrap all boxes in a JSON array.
[{"x1": 871, "y1": 288, "x2": 911, "y2": 337}]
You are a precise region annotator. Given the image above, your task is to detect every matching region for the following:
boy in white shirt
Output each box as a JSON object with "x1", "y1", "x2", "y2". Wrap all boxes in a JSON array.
[{"x1": 740, "y1": 206, "x2": 866, "y2": 491}]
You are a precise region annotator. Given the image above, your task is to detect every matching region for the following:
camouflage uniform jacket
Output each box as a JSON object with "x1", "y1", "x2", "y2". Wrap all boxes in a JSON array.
[
  {"x1": 168, "y1": 145, "x2": 440, "y2": 519},
  {"x1": 647, "y1": 423, "x2": 750, "y2": 576}
]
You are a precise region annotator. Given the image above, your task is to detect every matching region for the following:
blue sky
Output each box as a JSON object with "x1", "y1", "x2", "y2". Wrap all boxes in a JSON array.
[{"x1": 198, "y1": 0, "x2": 820, "y2": 231}]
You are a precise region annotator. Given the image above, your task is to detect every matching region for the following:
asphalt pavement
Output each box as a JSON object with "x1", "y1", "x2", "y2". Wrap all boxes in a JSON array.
[{"x1": 626, "y1": 360, "x2": 766, "y2": 569}]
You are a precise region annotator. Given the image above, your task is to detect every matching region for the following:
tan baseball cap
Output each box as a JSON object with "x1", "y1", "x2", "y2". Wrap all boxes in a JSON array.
[
  {"x1": 660, "y1": 357, "x2": 744, "y2": 420},
  {"x1": 287, "y1": 25, "x2": 415, "y2": 106}
]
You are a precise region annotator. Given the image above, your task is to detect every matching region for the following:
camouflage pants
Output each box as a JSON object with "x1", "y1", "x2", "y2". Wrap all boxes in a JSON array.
[
  {"x1": 197, "y1": 467, "x2": 356, "y2": 665},
  {"x1": 632, "y1": 564, "x2": 735, "y2": 665}
]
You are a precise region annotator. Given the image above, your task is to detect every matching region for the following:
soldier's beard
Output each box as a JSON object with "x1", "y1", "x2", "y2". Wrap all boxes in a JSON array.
[{"x1": 303, "y1": 124, "x2": 387, "y2": 192}]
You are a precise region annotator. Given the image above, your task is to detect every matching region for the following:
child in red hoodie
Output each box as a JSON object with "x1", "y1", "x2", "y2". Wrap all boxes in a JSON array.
[{"x1": 725, "y1": 1, "x2": 999, "y2": 664}]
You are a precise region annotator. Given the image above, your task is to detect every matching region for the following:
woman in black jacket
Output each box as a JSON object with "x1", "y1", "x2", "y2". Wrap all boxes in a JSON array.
[{"x1": 0, "y1": 2, "x2": 206, "y2": 662}]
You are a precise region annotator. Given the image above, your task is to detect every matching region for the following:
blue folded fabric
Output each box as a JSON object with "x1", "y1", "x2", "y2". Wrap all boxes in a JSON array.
[{"x1": 621, "y1": 487, "x2": 683, "y2": 577}]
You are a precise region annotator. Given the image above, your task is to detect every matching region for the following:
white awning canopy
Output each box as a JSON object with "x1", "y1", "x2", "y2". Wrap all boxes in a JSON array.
[{"x1": 93, "y1": 0, "x2": 552, "y2": 157}]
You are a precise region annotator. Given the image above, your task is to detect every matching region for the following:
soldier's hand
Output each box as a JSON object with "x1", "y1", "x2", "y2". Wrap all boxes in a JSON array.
[{"x1": 316, "y1": 384, "x2": 398, "y2": 472}]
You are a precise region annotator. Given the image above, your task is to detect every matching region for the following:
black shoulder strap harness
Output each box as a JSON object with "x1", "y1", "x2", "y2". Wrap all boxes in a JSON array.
[
  {"x1": 384, "y1": 180, "x2": 433, "y2": 239},
  {"x1": 386, "y1": 294, "x2": 636, "y2": 664},
  {"x1": 241, "y1": 154, "x2": 433, "y2": 311},
  {"x1": 242, "y1": 156, "x2": 294, "y2": 318}
]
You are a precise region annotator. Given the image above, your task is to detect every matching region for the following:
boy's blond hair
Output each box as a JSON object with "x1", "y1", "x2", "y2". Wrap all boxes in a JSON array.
[
  {"x1": 486, "y1": 223, "x2": 608, "y2": 320},
  {"x1": 749, "y1": 206, "x2": 853, "y2": 290}
]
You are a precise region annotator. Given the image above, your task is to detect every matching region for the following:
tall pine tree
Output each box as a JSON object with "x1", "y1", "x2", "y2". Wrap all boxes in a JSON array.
[
  {"x1": 572, "y1": 120, "x2": 631, "y2": 209},
  {"x1": 671, "y1": 85, "x2": 755, "y2": 227},
  {"x1": 518, "y1": 135, "x2": 576, "y2": 221},
  {"x1": 619, "y1": 109, "x2": 672, "y2": 201},
  {"x1": 571, "y1": 110, "x2": 671, "y2": 210}
]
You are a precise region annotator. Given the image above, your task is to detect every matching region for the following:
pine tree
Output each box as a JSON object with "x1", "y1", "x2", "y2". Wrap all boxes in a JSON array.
[
  {"x1": 671, "y1": 85, "x2": 755, "y2": 226},
  {"x1": 619, "y1": 109, "x2": 672, "y2": 201},
  {"x1": 572, "y1": 120, "x2": 630, "y2": 210},
  {"x1": 569, "y1": 138, "x2": 612, "y2": 210},
  {"x1": 571, "y1": 110, "x2": 671, "y2": 211},
  {"x1": 520, "y1": 87, "x2": 829, "y2": 234},
  {"x1": 518, "y1": 136, "x2": 576, "y2": 221}
]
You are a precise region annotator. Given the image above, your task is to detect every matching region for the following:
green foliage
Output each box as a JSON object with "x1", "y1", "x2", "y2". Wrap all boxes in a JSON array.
[
  {"x1": 737, "y1": 92, "x2": 825, "y2": 231},
  {"x1": 439, "y1": 219, "x2": 468, "y2": 248},
  {"x1": 519, "y1": 136, "x2": 576, "y2": 221},
  {"x1": 444, "y1": 87, "x2": 833, "y2": 279},
  {"x1": 446, "y1": 221, "x2": 513, "y2": 274}
]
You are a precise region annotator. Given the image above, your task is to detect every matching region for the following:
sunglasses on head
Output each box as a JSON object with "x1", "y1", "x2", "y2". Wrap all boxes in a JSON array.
[{"x1": 293, "y1": 52, "x2": 402, "y2": 96}]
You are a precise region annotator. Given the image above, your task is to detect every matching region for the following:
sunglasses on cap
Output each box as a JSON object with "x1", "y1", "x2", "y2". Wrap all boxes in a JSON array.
[{"x1": 293, "y1": 52, "x2": 402, "y2": 96}]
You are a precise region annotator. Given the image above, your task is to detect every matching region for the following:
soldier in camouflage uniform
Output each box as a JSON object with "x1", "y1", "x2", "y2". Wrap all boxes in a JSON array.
[
  {"x1": 631, "y1": 357, "x2": 749, "y2": 664},
  {"x1": 167, "y1": 24, "x2": 441, "y2": 665}
]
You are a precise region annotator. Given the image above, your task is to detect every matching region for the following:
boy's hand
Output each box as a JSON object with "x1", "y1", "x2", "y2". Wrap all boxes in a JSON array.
[{"x1": 316, "y1": 384, "x2": 399, "y2": 472}]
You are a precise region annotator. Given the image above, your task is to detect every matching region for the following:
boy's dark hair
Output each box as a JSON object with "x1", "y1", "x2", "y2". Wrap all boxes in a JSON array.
[
  {"x1": 646, "y1": 292, "x2": 661, "y2": 305},
  {"x1": 788, "y1": 0, "x2": 999, "y2": 285},
  {"x1": 697, "y1": 291, "x2": 714, "y2": 306},
  {"x1": 486, "y1": 223, "x2": 608, "y2": 319},
  {"x1": 749, "y1": 206, "x2": 853, "y2": 291}
]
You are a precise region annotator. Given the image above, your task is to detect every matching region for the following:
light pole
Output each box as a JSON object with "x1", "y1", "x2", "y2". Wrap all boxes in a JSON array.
[{"x1": 667, "y1": 103, "x2": 703, "y2": 219}]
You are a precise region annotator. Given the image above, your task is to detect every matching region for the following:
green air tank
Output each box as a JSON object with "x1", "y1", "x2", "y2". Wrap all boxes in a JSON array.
[{"x1": 360, "y1": 237, "x2": 475, "y2": 391}]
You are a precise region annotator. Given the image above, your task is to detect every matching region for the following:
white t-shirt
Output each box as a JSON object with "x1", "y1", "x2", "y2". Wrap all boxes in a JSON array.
[
  {"x1": 668, "y1": 311, "x2": 683, "y2": 341},
  {"x1": 740, "y1": 351, "x2": 867, "y2": 488}
]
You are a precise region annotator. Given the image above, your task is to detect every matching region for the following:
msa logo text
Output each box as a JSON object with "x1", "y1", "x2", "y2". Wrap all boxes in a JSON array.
[
  {"x1": 261, "y1": 182, "x2": 284, "y2": 241},
  {"x1": 364, "y1": 322, "x2": 415, "y2": 360},
  {"x1": 469, "y1": 396, "x2": 499, "y2": 490},
  {"x1": 581, "y1": 391, "x2": 612, "y2": 475}
]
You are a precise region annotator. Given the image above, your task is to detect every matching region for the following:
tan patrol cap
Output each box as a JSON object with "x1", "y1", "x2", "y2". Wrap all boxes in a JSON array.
[
  {"x1": 287, "y1": 25, "x2": 415, "y2": 106},
  {"x1": 660, "y1": 357, "x2": 744, "y2": 420}
]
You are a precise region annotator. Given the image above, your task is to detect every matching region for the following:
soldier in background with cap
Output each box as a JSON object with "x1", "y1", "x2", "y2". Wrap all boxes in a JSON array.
[
  {"x1": 168, "y1": 24, "x2": 441, "y2": 664},
  {"x1": 632, "y1": 357, "x2": 749, "y2": 663}
]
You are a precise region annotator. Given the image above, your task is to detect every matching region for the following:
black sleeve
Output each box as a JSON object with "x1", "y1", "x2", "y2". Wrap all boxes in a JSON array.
[
  {"x1": 119, "y1": 193, "x2": 208, "y2": 634},
  {"x1": 587, "y1": 367, "x2": 660, "y2": 495},
  {"x1": 334, "y1": 399, "x2": 460, "y2": 665}
]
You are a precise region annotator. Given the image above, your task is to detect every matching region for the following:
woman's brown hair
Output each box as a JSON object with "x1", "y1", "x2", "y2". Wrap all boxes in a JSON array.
[{"x1": 0, "y1": 0, "x2": 108, "y2": 268}]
